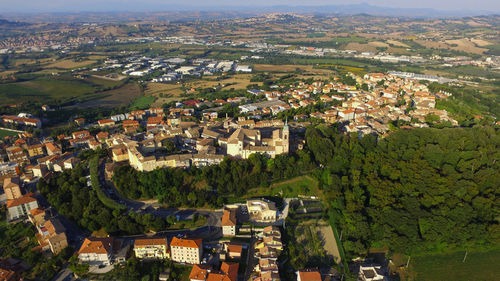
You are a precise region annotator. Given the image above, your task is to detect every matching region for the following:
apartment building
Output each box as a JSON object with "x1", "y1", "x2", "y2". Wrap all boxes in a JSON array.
[
  {"x1": 170, "y1": 237, "x2": 203, "y2": 265},
  {"x1": 6, "y1": 193, "x2": 38, "y2": 221},
  {"x1": 2, "y1": 177, "x2": 22, "y2": 200},
  {"x1": 222, "y1": 208, "x2": 238, "y2": 237},
  {"x1": 134, "y1": 238, "x2": 169, "y2": 260}
]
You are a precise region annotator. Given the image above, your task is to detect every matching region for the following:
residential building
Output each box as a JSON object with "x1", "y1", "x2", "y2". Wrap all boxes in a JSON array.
[
  {"x1": 6, "y1": 193, "x2": 38, "y2": 221},
  {"x1": 78, "y1": 237, "x2": 114, "y2": 266},
  {"x1": 246, "y1": 199, "x2": 277, "y2": 222},
  {"x1": 222, "y1": 208, "x2": 238, "y2": 237},
  {"x1": 134, "y1": 238, "x2": 169, "y2": 260},
  {"x1": 358, "y1": 266, "x2": 387, "y2": 281},
  {"x1": 170, "y1": 237, "x2": 203, "y2": 265},
  {"x1": 297, "y1": 269, "x2": 322, "y2": 281},
  {"x1": 188, "y1": 262, "x2": 238, "y2": 281},
  {"x1": 2, "y1": 177, "x2": 22, "y2": 200}
]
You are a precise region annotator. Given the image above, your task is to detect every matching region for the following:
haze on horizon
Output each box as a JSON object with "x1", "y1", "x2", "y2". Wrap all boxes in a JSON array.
[{"x1": 1, "y1": 0, "x2": 500, "y2": 14}]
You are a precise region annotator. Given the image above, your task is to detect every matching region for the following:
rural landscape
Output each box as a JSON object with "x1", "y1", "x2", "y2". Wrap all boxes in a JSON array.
[{"x1": 0, "y1": 1, "x2": 499, "y2": 281}]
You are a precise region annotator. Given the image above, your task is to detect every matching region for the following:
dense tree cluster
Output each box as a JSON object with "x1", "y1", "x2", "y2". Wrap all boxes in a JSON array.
[
  {"x1": 38, "y1": 164, "x2": 165, "y2": 235},
  {"x1": 113, "y1": 151, "x2": 316, "y2": 208},
  {"x1": 306, "y1": 126, "x2": 500, "y2": 255}
]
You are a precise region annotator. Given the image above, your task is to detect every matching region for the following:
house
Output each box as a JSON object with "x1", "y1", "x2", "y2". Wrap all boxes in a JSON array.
[
  {"x1": 32, "y1": 164, "x2": 49, "y2": 178},
  {"x1": 45, "y1": 142, "x2": 61, "y2": 156},
  {"x1": 98, "y1": 119, "x2": 115, "y2": 127},
  {"x1": 222, "y1": 208, "x2": 238, "y2": 237},
  {"x1": 74, "y1": 118, "x2": 85, "y2": 126},
  {"x1": 134, "y1": 238, "x2": 169, "y2": 260},
  {"x1": 358, "y1": 266, "x2": 387, "y2": 281},
  {"x1": 48, "y1": 233, "x2": 68, "y2": 255},
  {"x1": 170, "y1": 237, "x2": 203, "y2": 265},
  {"x1": 26, "y1": 144, "x2": 45, "y2": 158},
  {"x1": 6, "y1": 146, "x2": 28, "y2": 163},
  {"x1": 297, "y1": 269, "x2": 322, "y2": 281},
  {"x1": 246, "y1": 199, "x2": 277, "y2": 222},
  {"x1": 188, "y1": 262, "x2": 238, "y2": 281},
  {"x1": 189, "y1": 264, "x2": 211, "y2": 281},
  {"x1": 78, "y1": 237, "x2": 114, "y2": 266},
  {"x1": 38, "y1": 218, "x2": 68, "y2": 255},
  {"x1": 226, "y1": 244, "x2": 242, "y2": 260},
  {"x1": 6, "y1": 193, "x2": 38, "y2": 221},
  {"x1": 72, "y1": 130, "x2": 90, "y2": 139},
  {"x1": 28, "y1": 208, "x2": 46, "y2": 226},
  {"x1": 2, "y1": 177, "x2": 22, "y2": 200}
]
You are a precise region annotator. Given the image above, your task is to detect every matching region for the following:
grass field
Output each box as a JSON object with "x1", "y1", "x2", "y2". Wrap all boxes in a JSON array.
[
  {"x1": 0, "y1": 129, "x2": 20, "y2": 138},
  {"x1": 0, "y1": 77, "x2": 97, "y2": 105},
  {"x1": 130, "y1": 96, "x2": 157, "y2": 110},
  {"x1": 396, "y1": 248, "x2": 500, "y2": 281},
  {"x1": 45, "y1": 59, "x2": 97, "y2": 69},
  {"x1": 246, "y1": 175, "x2": 320, "y2": 198},
  {"x1": 66, "y1": 83, "x2": 142, "y2": 109}
]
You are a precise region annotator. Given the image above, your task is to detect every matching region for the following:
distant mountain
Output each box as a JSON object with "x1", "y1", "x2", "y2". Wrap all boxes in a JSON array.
[{"x1": 0, "y1": 3, "x2": 498, "y2": 23}]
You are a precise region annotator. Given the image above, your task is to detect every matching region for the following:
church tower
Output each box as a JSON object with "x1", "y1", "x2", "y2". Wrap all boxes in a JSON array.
[{"x1": 282, "y1": 118, "x2": 289, "y2": 153}]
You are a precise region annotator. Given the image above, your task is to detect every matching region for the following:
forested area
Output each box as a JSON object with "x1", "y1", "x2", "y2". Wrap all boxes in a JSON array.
[
  {"x1": 37, "y1": 164, "x2": 166, "y2": 235},
  {"x1": 112, "y1": 149, "x2": 316, "y2": 207},
  {"x1": 306, "y1": 126, "x2": 500, "y2": 256}
]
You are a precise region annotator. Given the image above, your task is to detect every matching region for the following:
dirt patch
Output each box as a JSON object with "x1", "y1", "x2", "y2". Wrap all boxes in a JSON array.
[
  {"x1": 46, "y1": 59, "x2": 97, "y2": 69},
  {"x1": 387, "y1": 40, "x2": 410, "y2": 48},
  {"x1": 470, "y1": 38, "x2": 493, "y2": 47},
  {"x1": 445, "y1": 39, "x2": 488, "y2": 54},
  {"x1": 368, "y1": 41, "x2": 390, "y2": 48},
  {"x1": 318, "y1": 225, "x2": 341, "y2": 263},
  {"x1": 343, "y1": 42, "x2": 377, "y2": 53}
]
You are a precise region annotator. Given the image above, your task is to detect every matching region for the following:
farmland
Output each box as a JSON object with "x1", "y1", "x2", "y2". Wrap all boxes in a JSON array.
[{"x1": 402, "y1": 248, "x2": 500, "y2": 281}]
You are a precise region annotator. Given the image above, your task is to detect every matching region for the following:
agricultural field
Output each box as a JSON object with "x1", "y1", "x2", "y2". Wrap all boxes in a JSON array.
[
  {"x1": 45, "y1": 59, "x2": 97, "y2": 69},
  {"x1": 393, "y1": 248, "x2": 500, "y2": 281},
  {"x1": 64, "y1": 83, "x2": 142, "y2": 109}
]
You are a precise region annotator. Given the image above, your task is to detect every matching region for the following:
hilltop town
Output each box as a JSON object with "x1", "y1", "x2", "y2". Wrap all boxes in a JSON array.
[{"x1": 0, "y1": 8, "x2": 499, "y2": 281}]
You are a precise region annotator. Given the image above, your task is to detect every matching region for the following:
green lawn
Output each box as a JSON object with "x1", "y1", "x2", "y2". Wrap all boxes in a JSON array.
[
  {"x1": 130, "y1": 96, "x2": 157, "y2": 110},
  {"x1": 251, "y1": 175, "x2": 319, "y2": 198},
  {"x1": 411, "y1": 248, "x2": 500, "y2": 281},
  {"x1": 225, "y1": 175, "x2": 320, "y2": 204},
  {"x1": 0, "y1": 129, "x2": 19, "y2": 138}
]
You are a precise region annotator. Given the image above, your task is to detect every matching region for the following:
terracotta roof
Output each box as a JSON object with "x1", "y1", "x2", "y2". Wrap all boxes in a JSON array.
[
  {"x1": 221, "y1": 262, "x2": 238, "y2": 281},
  {"x1": 298, "y1": 269, "x2": 322, "y2": 281},
  {"x1": 221, "y1": 209, "x2": 237, "y2": 226},
  {"x1": 227, "y1": 244, "x2": 242, "y2": 254},
  {"x1": 189, "y1": 264, "x2": 211, "y2": 280},
  {"x1": 0, "y1": 268, "x2": 15, "y2": 281},
  {"x1": 134, "y1": 238, "x2": 167, "y2": 247},
  {"x1": 170, "y1": 237, "x2": 202, "y2": 249},
  {"x1": 30, "y1": 208, "x2": 45, "y2": 216},
  {"x1": 6, "y1": 193, "x2": 37, "y2": 208},
  {"x1": 98, "y1": 119, "x2": 115, "y2": 125},
  {"x1": 78, "y1": 237, "x2": 114, "y2": 255}
]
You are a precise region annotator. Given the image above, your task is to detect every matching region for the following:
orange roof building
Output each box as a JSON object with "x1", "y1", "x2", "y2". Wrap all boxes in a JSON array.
[
  {"x1": 222, "y1": 208, "x2": 237, "y2": 237},
  {"x1": 170, "y1": 237, "x2": 203, "y2": 264},
  {"x1": 297, "y1": 269, "x2": 322, "y2": 281},
  {"x1": 78, "y1": 237, "x2": 114, "y2": 266}
]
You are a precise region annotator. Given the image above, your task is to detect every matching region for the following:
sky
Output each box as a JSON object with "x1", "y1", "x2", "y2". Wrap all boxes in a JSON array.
[{"x1": 1, "y1": 0, "x2": 500, "y2": 13}]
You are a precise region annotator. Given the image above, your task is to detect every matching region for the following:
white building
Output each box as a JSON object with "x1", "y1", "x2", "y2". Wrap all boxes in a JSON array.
[{"x1": 170, "y1": 237, "x2": 203, "y2": 265}]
